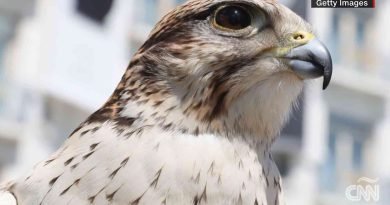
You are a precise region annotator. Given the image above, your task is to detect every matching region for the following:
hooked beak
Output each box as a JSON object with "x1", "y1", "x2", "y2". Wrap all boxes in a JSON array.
[{"x1": 285, "y1": 38, "x2": 333, "y2": 89}]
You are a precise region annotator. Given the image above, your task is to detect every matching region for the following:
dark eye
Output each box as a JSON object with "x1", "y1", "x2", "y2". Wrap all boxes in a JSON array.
[{"x1": 214, "y1": 5, "x2": 252, "y2": 30}]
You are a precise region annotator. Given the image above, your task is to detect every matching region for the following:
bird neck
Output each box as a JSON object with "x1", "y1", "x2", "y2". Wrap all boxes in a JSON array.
[{"x1": 86, "y1": 59, "x2": 288, "y2": 148}]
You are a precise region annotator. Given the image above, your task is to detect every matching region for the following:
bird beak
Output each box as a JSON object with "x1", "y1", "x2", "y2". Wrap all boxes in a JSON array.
[{"x1": 284, "y1": 38, "x2": 333, "y2": 90}]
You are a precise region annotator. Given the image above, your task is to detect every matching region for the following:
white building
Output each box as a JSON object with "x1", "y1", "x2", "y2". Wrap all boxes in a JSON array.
[
  {"x1": 0, "y1": 0, "x2": 135, "y2": 178},
  {"x1": 284, "y1": 2, "x2": 390, "y2": 205},
  {"x1": 0, "y1": 0, "x2": 389, "y2": 204}
]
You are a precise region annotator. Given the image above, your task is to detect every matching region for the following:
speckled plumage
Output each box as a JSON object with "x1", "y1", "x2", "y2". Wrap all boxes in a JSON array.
[{"x1": 1, "y1": 0, "x2": 326, "y2": 204}]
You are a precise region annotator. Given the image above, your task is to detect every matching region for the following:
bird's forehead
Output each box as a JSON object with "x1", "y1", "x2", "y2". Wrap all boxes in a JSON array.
[
  {"x1": 147, "y1": 0, "x2": 279, "y2": 39},
  {"x1": 186, "y1": 0, "x2": 277, "y2": 5},
  {"x1": 182, "y1": 0, "x2": 278, "y2": 11},
  {"x1": 183, "y1": 0, "x2": 279, "y2": 12},
  {"x1": 153, "y1": 0, "x2": 281, "y2": 32}
]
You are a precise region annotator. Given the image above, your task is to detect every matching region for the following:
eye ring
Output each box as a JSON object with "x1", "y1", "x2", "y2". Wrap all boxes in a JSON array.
[
  {"x1": 213, "y1": 5, "x2": 252, "y2": 31},
  {"x1": 208, "y1": 3, "x2": 270, "y2": 38}
]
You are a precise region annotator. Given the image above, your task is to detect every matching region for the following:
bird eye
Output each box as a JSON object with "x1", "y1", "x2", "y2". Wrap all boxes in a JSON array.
[{"x1": 213, "y1": 5, "x2": 252, "y2": 31}]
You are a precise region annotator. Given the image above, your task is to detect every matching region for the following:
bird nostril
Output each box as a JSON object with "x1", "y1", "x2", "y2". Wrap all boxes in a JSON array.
[
  {"x1": 289, "y1": 31, "x2": 314, "y2": 44},
  {"x1": 293, "y1": 33, "x2": 305, "y2": 41}
]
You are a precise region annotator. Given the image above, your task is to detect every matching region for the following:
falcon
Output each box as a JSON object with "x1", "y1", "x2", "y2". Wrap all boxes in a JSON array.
[{"x1": 0, "y1": 0, "x2": 332, "y2": 204}]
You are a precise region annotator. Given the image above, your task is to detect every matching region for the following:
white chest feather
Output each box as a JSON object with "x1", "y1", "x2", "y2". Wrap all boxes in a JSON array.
[{"x1": 5, "y1": 123, "x2": 283, "y2": 205}]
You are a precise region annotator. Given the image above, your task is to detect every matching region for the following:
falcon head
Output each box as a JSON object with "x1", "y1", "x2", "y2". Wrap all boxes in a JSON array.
[{"x1": 102, "y1": 0, "x2": 332, "y2": 141}]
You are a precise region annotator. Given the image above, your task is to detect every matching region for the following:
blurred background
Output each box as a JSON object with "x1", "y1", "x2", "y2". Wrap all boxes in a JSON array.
[{"x1": 0, "y1": 0, "x2": 389, "y2": 204}]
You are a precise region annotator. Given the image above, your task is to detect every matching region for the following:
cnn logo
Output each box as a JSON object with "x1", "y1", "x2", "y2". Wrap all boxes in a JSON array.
[{"x1": 345, "y1": 177, "x2": 380, "y2": 202}]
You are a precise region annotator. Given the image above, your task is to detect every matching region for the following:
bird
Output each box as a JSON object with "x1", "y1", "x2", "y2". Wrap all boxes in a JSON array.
[{"x1": 0, "y1": 0, "x2": 332, "y2": 204}]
